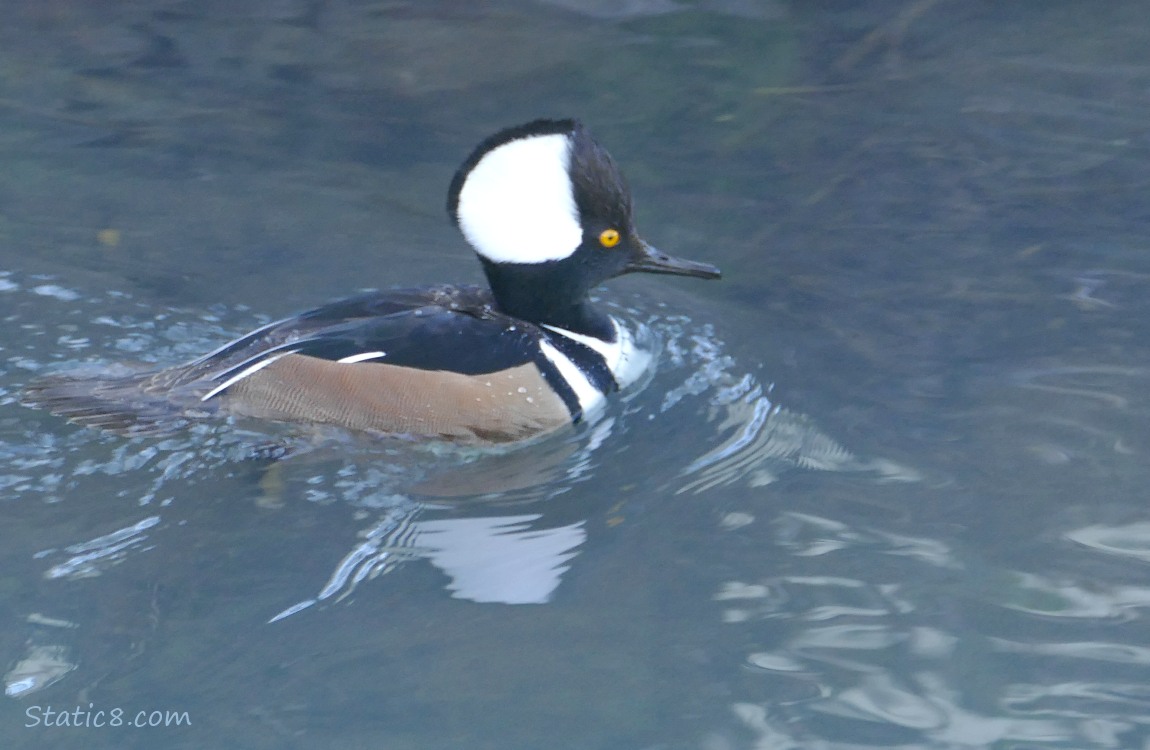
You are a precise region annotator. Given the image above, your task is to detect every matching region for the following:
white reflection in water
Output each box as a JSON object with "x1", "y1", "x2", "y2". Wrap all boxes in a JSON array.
[
  {"x1": 992, "y1": 638, "x2": 1150, "y2": 666},
  {"x1": 271, "y1": 504, "x2": 586, "y2": 617},
  {"x1": 817, "y1": 671, "x2": 1069, "y2": 744},
  {"x1": 1003, "y1": 681, "x2": 1150, "y2": 716},
  {"x1": 988, "y1": 571, "x2": 1150, "y2": 620},
  {"x1": 4, "y1": 645, "x2": 75, "y2": 698},
  {"x1": 41, "y1": 515, "x2": 161, "y2": 580},
  {"x1": 1065, "y1": 521, "x2": 1150, "y2": 563},
  {"x1": 416, "y1": 515, "x2": 585, "y2": 603}
]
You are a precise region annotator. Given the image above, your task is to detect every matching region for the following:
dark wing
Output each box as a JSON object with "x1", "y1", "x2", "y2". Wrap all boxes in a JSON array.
[
  {"x1": 175, "y1": 286, "x2": 489, "y2": 374},
  {"x1": 192, "y1": 285, "x2": 548, "y2": 396}
]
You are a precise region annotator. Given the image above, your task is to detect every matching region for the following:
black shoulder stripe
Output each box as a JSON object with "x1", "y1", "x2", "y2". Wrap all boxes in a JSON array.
[
  {"x1": 531, "y1": 353, "x2": 584, "y2": 422},
  {"x1": 532, "y1": 331, "x2": 619, "y2": 422},
  {"x1": 543, "y1": 332, "x2": 618, "y2": 396}
]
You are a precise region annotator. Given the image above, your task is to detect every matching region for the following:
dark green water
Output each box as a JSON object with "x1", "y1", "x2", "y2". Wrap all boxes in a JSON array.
[{"x1": 2, "y1": 2, "x2": 1150, "y2": 748}]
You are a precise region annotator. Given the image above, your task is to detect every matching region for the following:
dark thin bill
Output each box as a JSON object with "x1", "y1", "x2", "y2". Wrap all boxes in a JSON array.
[{"x1": 624, "y1": 241, "x2": 722, "y2": 280}]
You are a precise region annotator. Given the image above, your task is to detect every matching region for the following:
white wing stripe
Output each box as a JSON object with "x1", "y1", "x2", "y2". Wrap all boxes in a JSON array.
[
  {"x1": 200, "y1": 352, "x2": 293, "y2": 402},
  {"x1": 337, "y1": 351, "x2": 386, "y2": 364}
]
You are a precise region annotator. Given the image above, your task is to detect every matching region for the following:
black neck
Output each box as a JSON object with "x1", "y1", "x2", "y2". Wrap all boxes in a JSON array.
[{"x1": 482, "y1": 260, "x2": 616, "y2": 340}]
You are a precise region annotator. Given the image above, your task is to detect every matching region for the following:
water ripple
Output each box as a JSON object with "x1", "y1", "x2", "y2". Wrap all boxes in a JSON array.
[{"x1": 652, "y1": 317, "x2": 921, "y2": 493}]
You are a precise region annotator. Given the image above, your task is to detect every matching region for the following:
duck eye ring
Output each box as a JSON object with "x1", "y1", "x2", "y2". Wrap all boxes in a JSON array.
[{"x1": 599, "y1": 229, "x2": 620, "y2": 248}]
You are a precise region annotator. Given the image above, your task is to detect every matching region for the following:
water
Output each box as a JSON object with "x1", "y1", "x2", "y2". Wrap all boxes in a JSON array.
[{"x1": 3, "y1": 1, "x2": 1150, "y2": 748}]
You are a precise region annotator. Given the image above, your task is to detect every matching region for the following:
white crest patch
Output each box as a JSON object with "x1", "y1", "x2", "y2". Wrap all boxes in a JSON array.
[{"x1": 456, "y1": 133, "x2": 582, "y2": 265}]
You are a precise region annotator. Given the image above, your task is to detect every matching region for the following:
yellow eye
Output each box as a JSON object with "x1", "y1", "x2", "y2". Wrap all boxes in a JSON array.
[{"x1": 599, "y1": 228, "x2": 620, "y2": 248}]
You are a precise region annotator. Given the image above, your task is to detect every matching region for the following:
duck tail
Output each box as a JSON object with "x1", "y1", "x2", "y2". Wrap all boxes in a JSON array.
[{"x1": 21, "y1": 368, "x2": 200, "y2": 437}]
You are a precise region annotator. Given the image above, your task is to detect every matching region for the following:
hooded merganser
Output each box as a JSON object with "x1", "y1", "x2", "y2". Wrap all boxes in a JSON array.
[{"x1": 23, "y1": 119, "x2": 721, "y2": 443}]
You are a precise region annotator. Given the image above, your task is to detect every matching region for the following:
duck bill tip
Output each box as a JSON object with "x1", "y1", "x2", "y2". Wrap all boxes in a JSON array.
[{"x1": 625, "y1": 241, "x2": 721, "y2": 280}]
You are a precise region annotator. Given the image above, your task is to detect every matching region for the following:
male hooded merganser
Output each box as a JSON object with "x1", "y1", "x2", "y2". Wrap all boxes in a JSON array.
[{"x1": 23, "y1": 119, "x2": 720, "y2": 443}]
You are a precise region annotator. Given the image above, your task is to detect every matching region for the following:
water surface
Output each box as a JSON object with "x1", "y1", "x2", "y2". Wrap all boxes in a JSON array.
[{"x1": 2, "y1": 2, "x2": 1150, "y2": 748}]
